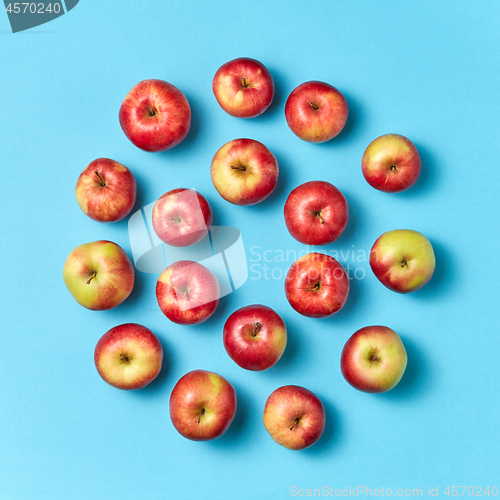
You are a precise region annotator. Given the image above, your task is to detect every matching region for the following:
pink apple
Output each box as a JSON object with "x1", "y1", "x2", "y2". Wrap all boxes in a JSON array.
[
  {"x1": 285, "y1": 81, "x2": 348, "y2": 143},
  {"x1": 370, "y1": 229, "x2": 435, "y2": 293},
  {"x1": 75, "y1": 158, "x2": 137, "y2": 223},
  {"x1": 152, "y1": 188, "x2": 213, "y2": 247},
  {"x1": 156, "y1": 260, "x2": 219, "y2": 325},
  {"x1": 284, "y1": 180, "x2": 348, "y2": 245},
  {"x1": 94, "y1": 323, "x2": 163, "y2": 390},
  {"x1": 170, "y1": 369, "x2": 237, "y2": 441},
  {"x1": 341, "y1": 326, "x2": 407, "y2": 393},
  {"x1": 362, "y1": 134, "x2": 421, "y2": 192},
  {"x1": 211, "y1": 138, "x2": 279, "y2": 205},
  {"x1": 63, "y1": 240, "x2": 135, "y2": 310},
  {"x1": 263, "y1": 385, "x2": 325, "y2": 450},
  {"x1": 223, "y1": 305, "x2": 287, "y2": 371},
  {"x1": 285, "y1": 252, "x2": 349, "y2": 318},
  {"x1": 119, "y1": 79, "x2": 191, "y2": 152},
  {"x1": 212, "y1": 57, "x2": 274, "y2": 118}
]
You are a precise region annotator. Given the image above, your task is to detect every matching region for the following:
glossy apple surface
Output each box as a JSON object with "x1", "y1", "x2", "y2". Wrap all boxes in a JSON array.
[
  {"x1": 119, "y1": 79, "x2": 191, "y2": 152},
  {"x1": 63, "y1": 240, "x2": 135, "y2": 310},
  {"x1": 211, "y1": 138, "x2": 278, "y2": 205},
  {"x1": 341, "y1": 326, "x2": 407, "y2": 393},
  {"x1": 223, "y1": 305, "x2": 287, "y2": 371},
  {"x1": 152, "y1": 188, "x2": 213, "y2": 247},
  {"x1": 362, "y1": 134, "x2": 421, "y2": 192},
  {"x1": 75, "y1": 158, "x2": 136, "y2": 222},
  {"x1": 212, "y1": 57, "x2": 274, "y2": 118},
  {"x1": 370, "y1": 229, "x2": 435, "y2": 293},
  {"x1": 284, "y1": 181, "x2": 348, "y2": 245},
  {"x1": 94, "y1": 323, "x2": 163, "y2": 390},
  {"x1": 263, "y1": 385, "x2": 325, "y2": 450},
  {"x1": 156, "y1": 260, "x2": 220, "y2": 325},
  {"x1": 285, "y1": 81, "x2": 348, "y2": 143},
  {"x1": 170, "y1": 369, "x2": 237, "y2": 441},
  {"x1": 285, "y1": 252, "x2": 349, "y2": 318}
]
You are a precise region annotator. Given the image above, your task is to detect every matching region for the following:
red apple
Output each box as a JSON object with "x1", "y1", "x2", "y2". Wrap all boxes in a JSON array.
[
  {"x1": 341, "y1": 326, "x2": 407, "y2": 393},
  {"x1": 63, "y1": 240, "x2": 135, "y2": 310},
  {"x1": 211, "y1": 138, "x2": 278, "y2": 205},
  {"x1": 285, "y1": 252, "x2": 349, "y2": 318},
  {"x1": 156, "y1": 260, "x2": 219, "y2": 325},
  {"x1": 285, "y1": 81, "x2": 348, "y2": 143},
  {"x1": 370, "y1": 229, "x2": 435, "y2": 293},
  {"x1": 94, "y1": 323, "x2": 163, "y2": 390},
  {"x1": 119, "y1": 79, "x2": 191, "y2": 152},
  {"x1": 284, "y1": 181, "x2": 348, "y2": 245},
  {"x1": 362, "y1": 134, "x2": 421, "y2": 192},
  {"x1": 170, "y1": 369, "x2": 237, "y2": 441},
  {"x1": 152, "y1": 188, "x2": 213, "y2": 247},
  {"x1": 263, "y1": 385, "x2": 325, "y2": 450},
  {"x1": 212, "y1": 57, "x2": 274, "y2": 118},
  {"x1": 223, "y1": 305, "x2": 287, "y2": 371},
  {"x1": 75, "y1": 158, "x2": 137, "y2": 222}
]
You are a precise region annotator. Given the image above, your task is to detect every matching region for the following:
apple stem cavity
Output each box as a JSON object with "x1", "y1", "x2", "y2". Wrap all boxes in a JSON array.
[
  {"x1": 94, "y1": 170, "x2": 106, "y2": 187},
  {"x1": 289, "y1": 418, "x2": 300, "y2": 431},
  {"x1": 251, "y1": 322, "x2": 261, "y2": 337},
  {"x1": 86, "y1": 272, "x2": 97, "y2": 285},
  {"x1": 230, "y1": 165, "x2": 247, "y2": 171},
  {"x1": 305, "y1": 282, "x2": 321, "y2": 292},
  {"x1": 196, "y1": 408, "x2": 206, "y2": 424},
  {"x1": 148, "y1": 105, "x2": 157, "y2": 118}
]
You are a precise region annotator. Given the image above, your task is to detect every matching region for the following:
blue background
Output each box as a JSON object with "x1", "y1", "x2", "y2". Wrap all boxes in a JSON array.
[{"x1": 1, "y1": 1, "x2": 499, "y2": 499}]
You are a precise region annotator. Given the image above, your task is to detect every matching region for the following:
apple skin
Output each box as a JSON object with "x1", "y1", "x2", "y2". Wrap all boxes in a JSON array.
[
  {"x1": 170, "y1": 369, "x2": 237, "y2": 441},
  {"x1": 156, "y1": 260, "x2": 220, "y2": 325},
  {"x1": 223, "y1": 305, "x2": 287, "y2": 371},
  {"x1": 119, "y1": 79, "x2": 191, "y2": 152},
  {"x1": 63, "y1": 240, "x2": 135, "y2": 310},
  {"x1": 75, "y1": 158, "x2": 137, "y2": 223},
  {"x1": 263, "y1": 385, "x2": 325, "y2": 450},
  {"x1": 212, "y1": 57, "x2": 274, "y2": 118},
  {"x1": 211, "y1": 138, "x2": 279, "y2": 206},
  {"x1": 362, "y1": 134, "x2": 421, "y2": 193},
  {"x1": 341, "y1": 326, "x2": 407, "y2": 393},
  {"x1": 152, "y1": 188, "x2": 213, "y2": 247},
  {"x1": 285, "y1": 252, "x2": 349, "y2": 318},
  {"x1": 285, "y1": 81, "x2": 348, "y2": 143},
  {"x1": 370, "y1": 229, "x2": 435, "y2": 293},
  {"x1": 94, "y1": 323, "x2": 163, "y2": 390},
  {"x1": 284, "y1": 181, "x2": 348, "y2": 245}
]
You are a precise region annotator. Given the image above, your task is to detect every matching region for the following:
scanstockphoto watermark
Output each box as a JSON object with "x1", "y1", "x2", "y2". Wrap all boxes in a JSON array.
[
  {"x1": 290, "y1": 486, "x2": 499, "y2": 498},
  {"x1": 249, "y1": 245, "x2": 370, "y2": 281},
  {"x1": 290, "y1": 486, "x2": 424, "y2": 497}
]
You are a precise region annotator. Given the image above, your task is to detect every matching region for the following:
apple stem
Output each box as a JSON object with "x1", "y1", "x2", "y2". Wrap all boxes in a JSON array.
[
  {"x1": 148, "y1": 105, "x2": 157, "y2": 117},
  {"x1": 305, "y1": 283, "x2": 320, "y2": 292},
  {"x1": 170, "y1": 217, "x2": 182, "y2": 223},
  {"x1": 391, "y1": 165, "x2": 397, "y2": 173},
  {"x1": 86, "y1": 272, "x2": 96, "y2": 285},
  {"x1": 241, "y1": 77, "x2": 248, "y2": 88},
  {"x1": 310, "y1": 102, "x2": 319, "y2": 111},
  {"x1": 289, "y1": 418, "x2": 299, "y2": 431},
  {"x1": 401, "y1": 259, "x2": 407, "y2": 268},
  {"x1": 252, "y1": 322, "x2": 261, "y2": 337},
  {"x1": 94, "y1": 171, "x2": 106, "y2": 187},
  {"x1": 315, "y1": 212, "x2": 324, "y2": 224},
  {"x1": 230, "y1": 165, "x2": 246, "y2": 171},
  {"x1": 196, "y1": 408, "x2": 205, "y2": 424}
]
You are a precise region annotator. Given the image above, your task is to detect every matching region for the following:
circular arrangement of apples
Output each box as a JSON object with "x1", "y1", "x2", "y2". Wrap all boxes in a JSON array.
[{"x1": 62, "y1": 55, "x2": 437, "y2": 450}]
